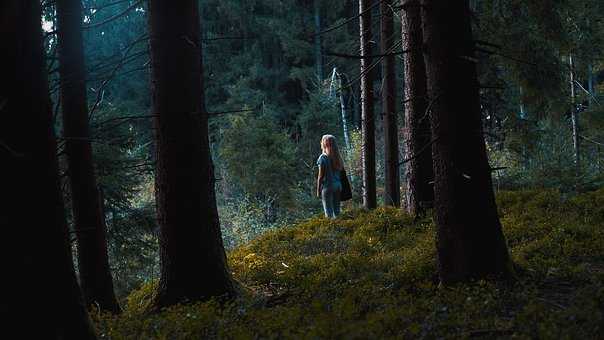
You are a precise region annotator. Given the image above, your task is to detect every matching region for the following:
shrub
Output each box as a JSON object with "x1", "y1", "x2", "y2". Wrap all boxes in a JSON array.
[{"x1": 96, "y1": 189, "x2": 604, "y2": 339}]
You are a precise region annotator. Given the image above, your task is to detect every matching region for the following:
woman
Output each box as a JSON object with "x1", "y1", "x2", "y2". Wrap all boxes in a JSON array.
[{"x1": 317, "y1": 135, "x2": 344, "y2": 218}]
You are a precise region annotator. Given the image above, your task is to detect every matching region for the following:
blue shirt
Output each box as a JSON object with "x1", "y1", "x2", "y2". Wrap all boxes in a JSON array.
[{"x1": 317, "y1": 154, "x2": 342, "y2": 190}]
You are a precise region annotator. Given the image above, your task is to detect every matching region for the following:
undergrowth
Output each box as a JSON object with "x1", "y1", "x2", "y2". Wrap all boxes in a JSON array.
[{"x1": 94, "y1": 189, "x2": 604, "y2": 339}]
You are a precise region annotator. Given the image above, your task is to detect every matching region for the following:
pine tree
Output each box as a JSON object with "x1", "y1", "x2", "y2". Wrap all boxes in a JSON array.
[
  {"x1": 381, "y1": 0, "x2": 400, "y2": 207},
  {"x1": 147, "y1": 0, "x2": 235, "y2": 308},
  {"x1": 0, "y1": 1, "x2": 97, "y2": 337},
  {"x1": 421, "y1": 0, "x2": 513, "y2": 283},
  {"x1": 56, "y1": 0, "x2": 120, "y2": 313},
  {"x1": 313, "y1": 0, "x2": 324, "y2": 80},
  {"x1": 401, "y1": 0, "x2": 434, "y2": 216},
  {"x1": 360, "y1": 0, "x2": 377, "y2": 209}
]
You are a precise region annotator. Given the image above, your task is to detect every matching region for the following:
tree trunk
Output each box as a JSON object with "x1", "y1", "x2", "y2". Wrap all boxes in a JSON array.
[
  {"x1": 336, "y1": 69, "x2": 351, "y2": 150},
  {"x1": 519, "y1": 86, "x2": 526, "y2": 118},
  {"x1": 148, "y1": 0, "x2": 235, "y2": 309},
  {"x1": 360, "y1": 0, "x2": 377, "y2": 209},
  {"x1": 402, "y1": 0, "x2": 434, "y2": 216},
  {"x1": 587, "y1": 63, "x2": 595, "y2": 106},
  {"x1": 353, "y1": 82, "x2": 361, "y2": 129},
  {"x1": 56, "y1": 0, "x2": 120, "y2": 314},
  {"x1": 0, "y1": 1, "x2": 97, "y2": 338},
  {"x1": 569, "y1": 54, "x2": 580, "y2": 176},
  {"x1": 420, "y1": 0, "x2": 512, "y2": 284},
  {"x1": 381, "y1": 0, "x2": 400, "y2": 207},
  {"x1": 313, "y1": 0, "x2": 323, "y2": 80}
]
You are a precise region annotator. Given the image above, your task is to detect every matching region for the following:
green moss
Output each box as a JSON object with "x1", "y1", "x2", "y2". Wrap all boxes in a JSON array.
[
  {"x1": 96, "y1": 189, "x2": 604, "y2": 339},
  {"x1": 123, "y1": 280, "x2": 157, "y2": 314}
]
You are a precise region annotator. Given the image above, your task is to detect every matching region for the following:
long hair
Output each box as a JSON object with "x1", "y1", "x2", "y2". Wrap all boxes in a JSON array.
[{"x1": 321, "y1": 134, "x2": 344, "y2": 171}]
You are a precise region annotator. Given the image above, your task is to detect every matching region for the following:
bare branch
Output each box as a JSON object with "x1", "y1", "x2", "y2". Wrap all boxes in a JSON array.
[
  {"x1": 312, "y1": 0, "x2": 386, "y2": 37},
  {"x1": 88, "y1": 34, "x2": 147, "y2": 120},
  {"x1": 580, "y1": 135, "x2": 604, "y2": 147},
  {"x1": 475, "y1": 46, "x2": 537, "y2": 66},
  {"x1": 83, "y1": 0, "x2": 143, "y2": 30},
  {"x1": 474, "y1": 39, "x2": 502, "y2": 49},
  {"x1": 93, "y1": 115, "x2": 157, "y2": 128},
  {"x1": 325, "y1": 49, "x2": 409, "y2": 59},
  {"x1": 208, "y1": 107, "x2": 258, "y2": 116},
  {"x1": 0, "y1": 140, "x2": 25, "y2": 158},
  {"x1": 399, "y1": 137, "x2": 439, "y2": 165}
]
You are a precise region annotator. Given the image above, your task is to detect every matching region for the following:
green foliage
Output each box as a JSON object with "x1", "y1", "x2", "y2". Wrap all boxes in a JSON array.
[
  {"x1": 123, "y1": 280, "x2": 157, "y2": 315},
  {"x1": 220, "y1": 112, "x2": 298, "y2": 201},
  {"x1": 475, "y1": 0, "x2": 604, "y2": 188},
  {"x1": 489, "y1": 118, "x2": 604, "y2": 191},
  {"x1": 219, "y1": 195, "x2": 285, "y2": 249},
  {"x1": 41, "y1": 3, "x2": 603, "y2": 335},
  {"x1": 343, "y1": 129, "x2": 367, "y2": 206},
  {"x1": 95, "y1": 189, "x2": 604, "y2": 339},
  {"x1": 295, "y1": 89, "x2": 343, "y2": 164},
  {"x1": 90, "y1": 105, "x2": 157, "y2": 297}
]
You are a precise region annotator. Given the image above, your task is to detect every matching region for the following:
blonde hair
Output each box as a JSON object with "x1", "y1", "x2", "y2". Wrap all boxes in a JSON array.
[{"x1": 321, "y1": 134, "x2": 344, "y2": 171}]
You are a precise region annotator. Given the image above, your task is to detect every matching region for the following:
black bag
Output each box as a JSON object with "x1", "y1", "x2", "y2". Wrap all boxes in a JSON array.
[
  {"x1": 323, "y1": 155, "x2": 352, "y2": 201},
  {"x1": 340, "y1": 169, "x2": 352, "y2": 201}
]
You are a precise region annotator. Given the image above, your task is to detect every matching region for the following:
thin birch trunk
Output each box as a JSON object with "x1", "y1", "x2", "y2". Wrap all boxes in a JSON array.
[
  {"x1": 360, "y1": 0, "x2": 377, "y2": 209},
  {"x1": 569, "y1": 54, "x2": 580, "y2": 175}
]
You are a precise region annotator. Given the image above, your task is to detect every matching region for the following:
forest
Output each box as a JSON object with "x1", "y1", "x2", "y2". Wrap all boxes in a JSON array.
[{"x1": 1, "y1": 0, "x2": 603, "y2": 338}]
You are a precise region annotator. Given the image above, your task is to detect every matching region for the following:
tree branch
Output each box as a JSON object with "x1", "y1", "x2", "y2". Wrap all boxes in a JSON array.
[
  {"x1": 312, "y1": 0, "x2": 385, "y2": 37},
  {"x1": 580, "y1": 135, "x2": 604, "y2": 147},
  {"x1": 325, "y1": 49, "x2": 409, "y2": 59},
  {"x1": 475, "y1": 46, "x2": 537, "y2": 66},
  {"x1": 399, "y1": 137, "x2": 439, "y2": 165},
  {"x1": 82, "y1": 0, "x2": 143, "y2": 30}
]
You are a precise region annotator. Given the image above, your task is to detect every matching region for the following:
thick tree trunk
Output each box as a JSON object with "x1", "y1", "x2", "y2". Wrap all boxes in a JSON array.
[
  {"x1": 148, "y1": 0, "x2": 235, "y2": 309},
  {"x1": 360, "y1": 0, "x2": 377, "y2": 209},
  {"x1": 56, "y1": 0, "x2": 120, "y2": 314},
  {"x1": 0, "y1": 1, "x2": 97, "y2": 338},
  {"x1": 381, "y1": 0, "x2": 400, "y2": 207},
  {"x1": 420, "y1": 0, "x2": 512, "y2": 283},
  {"x1": 313, "y1": 0, "x2": 323, "y2": 80},
  {"x1": 402, "y1": 0, "x2": 434, "y2": 216}
]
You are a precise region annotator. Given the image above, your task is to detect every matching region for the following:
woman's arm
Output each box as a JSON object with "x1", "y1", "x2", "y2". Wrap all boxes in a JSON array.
[{"x1": 317, "y1": 164, "x2": 325, "y2": 197}]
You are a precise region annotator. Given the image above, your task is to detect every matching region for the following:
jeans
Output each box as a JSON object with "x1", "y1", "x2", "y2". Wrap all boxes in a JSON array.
[{"x1": 321, "y1": 186, "x2": 341, "y2": 219}]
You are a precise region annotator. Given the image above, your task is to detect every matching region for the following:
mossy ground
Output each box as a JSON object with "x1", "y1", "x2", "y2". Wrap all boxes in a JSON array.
[{"x1": 94, "y1": 189, "x2": 604, "y2": 339}]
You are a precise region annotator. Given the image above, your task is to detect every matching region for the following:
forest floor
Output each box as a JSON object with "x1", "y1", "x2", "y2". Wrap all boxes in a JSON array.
[{"x1": 95, "y1": 189, "x2": 604, "y2": 339}]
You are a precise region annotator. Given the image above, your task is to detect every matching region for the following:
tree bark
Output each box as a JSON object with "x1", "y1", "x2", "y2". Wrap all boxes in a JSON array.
[
  {"x1": 569, "y1": 54, "x2": 580, "y2": 175},
  {"x1": 0, "y1": 1, "x2": 97, "y2": 338},
  {"x1": 56, "y1": 0, "x2": 120, "y2": 313},
  {"x1": 353, "y1": 82, "x2": 362, "y2": 130},
  {"x1": 336, "y1": 69, "x2": 351, "y2": 150},
  {"x1": 402, "y1": 0, "x2": 434, "y2": 216},
  {"x1": 313, "y1": 0, "x2": 323, "y2": 80},
  {"x1": 519, "y1": 86, "x2": 526, "y2": 118},
  {"x1": 381, "y1": 0, "x2": 400, "y2": 207},
  {"x1": 420, "y1": 0, "x2": 512, "y2": 283},
  {"x1": 148, "y1": 0, "x2": 235, "y2": 309},
  {"x1": 360, "y1": 0, "x2": 377, "y2": 209},
  {"x1": 587, "y1": 63, "x2": 598, "y2": 107},
  {"x1": 588, "y1": 63, "x2": 595, "y2": 106}
]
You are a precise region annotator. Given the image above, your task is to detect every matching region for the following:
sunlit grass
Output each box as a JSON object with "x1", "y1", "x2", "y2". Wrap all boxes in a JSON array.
[{"x1": 94, "y1": 188, "x2": 604, "y2": 339}]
